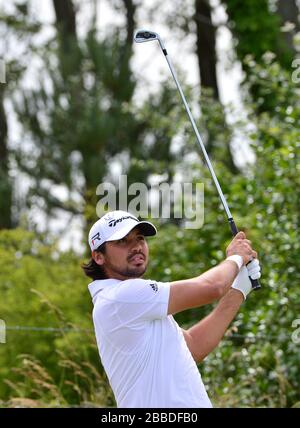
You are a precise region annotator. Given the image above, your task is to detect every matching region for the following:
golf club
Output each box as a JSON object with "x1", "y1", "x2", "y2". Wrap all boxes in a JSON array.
[{"x1": 134, "y1": 29, "x2": 261, "y2": 290}]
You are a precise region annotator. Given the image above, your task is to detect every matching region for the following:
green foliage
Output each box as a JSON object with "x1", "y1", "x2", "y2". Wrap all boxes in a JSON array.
[
  {"x1": 223, "y1": 0, "x2": 292, "y2": 68},
  {"x1": 1, "y1": 0, "x2": 299, "y2": 409},
  {"x1": 0, "y1": 229, "x2": 114, "y2": 407},
  {"x1": 147, "y1": 54, "x2": 300, "y2": 407},
  {"x1": 3, "y1": 54, "x2": 299, "y2": 406}
]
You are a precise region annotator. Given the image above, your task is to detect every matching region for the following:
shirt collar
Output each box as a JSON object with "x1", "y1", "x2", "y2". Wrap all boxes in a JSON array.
[{"x1": 88, "y1": 278, "x2": 121, "y2": 303}]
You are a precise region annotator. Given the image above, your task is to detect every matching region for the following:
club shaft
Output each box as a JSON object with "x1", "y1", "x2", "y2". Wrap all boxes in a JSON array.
[
  {"x1": 135, "y1": 31, "x2": 261, "y2": 290},
  {"x1": 162, "y1": 50, "x2": 233, "y2": 220},
  {"x1": 159, "y1": 44, "x2": 261, "y2": 291}
]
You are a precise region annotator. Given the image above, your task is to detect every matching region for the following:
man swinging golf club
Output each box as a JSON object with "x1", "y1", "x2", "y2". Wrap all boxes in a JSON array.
[{"x1": 83, "y1": 209, "x2": 261, "y2": 408}]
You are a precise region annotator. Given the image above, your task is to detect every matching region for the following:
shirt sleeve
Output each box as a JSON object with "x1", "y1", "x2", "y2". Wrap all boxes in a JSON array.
[{"x1": 113, "y1": 278, "x2": 170, "y2": 324}]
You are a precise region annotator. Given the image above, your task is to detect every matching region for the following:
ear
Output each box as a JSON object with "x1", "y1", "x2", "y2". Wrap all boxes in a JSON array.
[{"x1": 92, "y1": 251, "x2": 105, "y2": 266}]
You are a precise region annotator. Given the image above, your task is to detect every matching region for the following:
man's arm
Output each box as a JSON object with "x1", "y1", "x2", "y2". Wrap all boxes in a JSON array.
[
  {"x1": 167, "y1": 231, "x2": 256, "y2": 315},
  {"x1": 167, "y1": 260, "x2": 240, "y2": 314},
  {"x1": 181, "y1": 289, "x2": 243, "y2": 363}
]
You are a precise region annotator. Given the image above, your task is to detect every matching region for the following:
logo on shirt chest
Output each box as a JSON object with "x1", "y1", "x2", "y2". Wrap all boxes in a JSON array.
[{"x1": 149, "y1": 282, "x2": 158, "y2": 293}]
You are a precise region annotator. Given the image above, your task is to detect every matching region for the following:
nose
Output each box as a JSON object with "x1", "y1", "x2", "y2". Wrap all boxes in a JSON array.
[{"x1": 131, "y1": 237, "x2": 144, "y2": 253}]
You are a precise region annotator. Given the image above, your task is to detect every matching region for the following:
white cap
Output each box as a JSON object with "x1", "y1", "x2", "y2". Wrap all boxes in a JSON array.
[{"x1": 88, "y1": 210, "x2": 157, "y2": 251}]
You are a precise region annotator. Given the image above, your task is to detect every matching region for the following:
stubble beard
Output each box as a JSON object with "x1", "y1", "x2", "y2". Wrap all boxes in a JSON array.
[{"x1": 104, "y1": 259, "x2": 148, "y2": 279}]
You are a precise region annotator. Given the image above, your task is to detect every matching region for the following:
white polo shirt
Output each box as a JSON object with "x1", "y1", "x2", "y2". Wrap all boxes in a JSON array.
[{"x1": 88, "y1": 278, "x2": 212, "y2": 408}]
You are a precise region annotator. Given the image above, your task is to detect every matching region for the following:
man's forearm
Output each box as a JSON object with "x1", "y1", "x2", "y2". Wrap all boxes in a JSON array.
[
  {"x1": 185, "y1": 289, "x2": 244, "y2": 362},
  {"x1": 196, "y1": 259, "x2": 241, "y2": 296},
  {"x1": 168, "y1": 259, "x2": 242, "y2": 315}
]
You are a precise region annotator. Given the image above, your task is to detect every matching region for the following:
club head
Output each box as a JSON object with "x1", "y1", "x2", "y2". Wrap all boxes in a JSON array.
[{"x1": 134, "y1": 29, "x2": 159, "y2": 43}]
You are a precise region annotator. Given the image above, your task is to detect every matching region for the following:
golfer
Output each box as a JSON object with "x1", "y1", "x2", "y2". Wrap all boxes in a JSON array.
[{"x1": 83, "y1": 210, "x2": 261, "y2": 408}]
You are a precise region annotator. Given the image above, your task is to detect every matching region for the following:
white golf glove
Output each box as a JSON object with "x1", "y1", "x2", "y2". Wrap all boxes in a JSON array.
[{"x1": 231, "y1": 259, "x2": 261, "y2": 300}]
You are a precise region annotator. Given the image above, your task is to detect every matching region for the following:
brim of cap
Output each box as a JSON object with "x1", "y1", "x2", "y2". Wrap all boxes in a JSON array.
[{"x1": 106, "y1": 221, "x2": 157, "y2": 242}]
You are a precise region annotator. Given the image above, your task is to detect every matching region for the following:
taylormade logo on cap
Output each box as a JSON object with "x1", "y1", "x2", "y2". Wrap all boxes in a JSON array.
[{"x1": 88, "y1": 210, "x2": 157, "y2": 251}]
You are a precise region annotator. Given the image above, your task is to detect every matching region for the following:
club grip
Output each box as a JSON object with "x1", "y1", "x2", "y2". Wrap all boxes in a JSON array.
[
  {"x1": 228, "y1": 217, "x2": 239, "y2": 236},
  {"x1": 228, "y1": 218, "x2": 261, "y2": 291},
  {"x1": 249, "y1": 277, "x2": 261, "y2": 290}
]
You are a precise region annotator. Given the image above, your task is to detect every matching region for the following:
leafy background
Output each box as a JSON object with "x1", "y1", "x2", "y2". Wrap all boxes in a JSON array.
[{"x1": 0, "y1": 0, "x2": 299, "y2": 407}]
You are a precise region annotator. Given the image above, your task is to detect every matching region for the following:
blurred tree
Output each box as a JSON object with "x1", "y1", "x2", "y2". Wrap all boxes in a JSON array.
[
  {"x1": 223, "y1": 0, "x2": 294, "y2": 67},
  {"x1": 156, "y1": 0, "x2": 238, "y2": 172},
  {"x1": 5, "y1": 0, "x2": 299, "y2": 237},
  {"x1": 277, "y1": 0, "x2": 300, "y2": 52},
  {"x1": 194, "y1": 0, "x2": 238, "y2": 173},
  {"x1": 0, "y1": 86, "x2": 12, "y2": 229},
  {"x1": 0, "y1": 2, "x2": 41, "y2": 228},
  {"x1": 122, "y1": 0, "x2": 136, "y2": 46},
  {"x1": 11, "y1": 1, "x2": 133, "y2": 230},
  {"x1": 195, "y1": 0, "x2": 219, "y2": 99},
  {"x1": 9, "y1": 0, "x2": 187, "y2": 245},
  {"x1": 222, "y1": 0, "x2": 299, "y2": 113}
]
